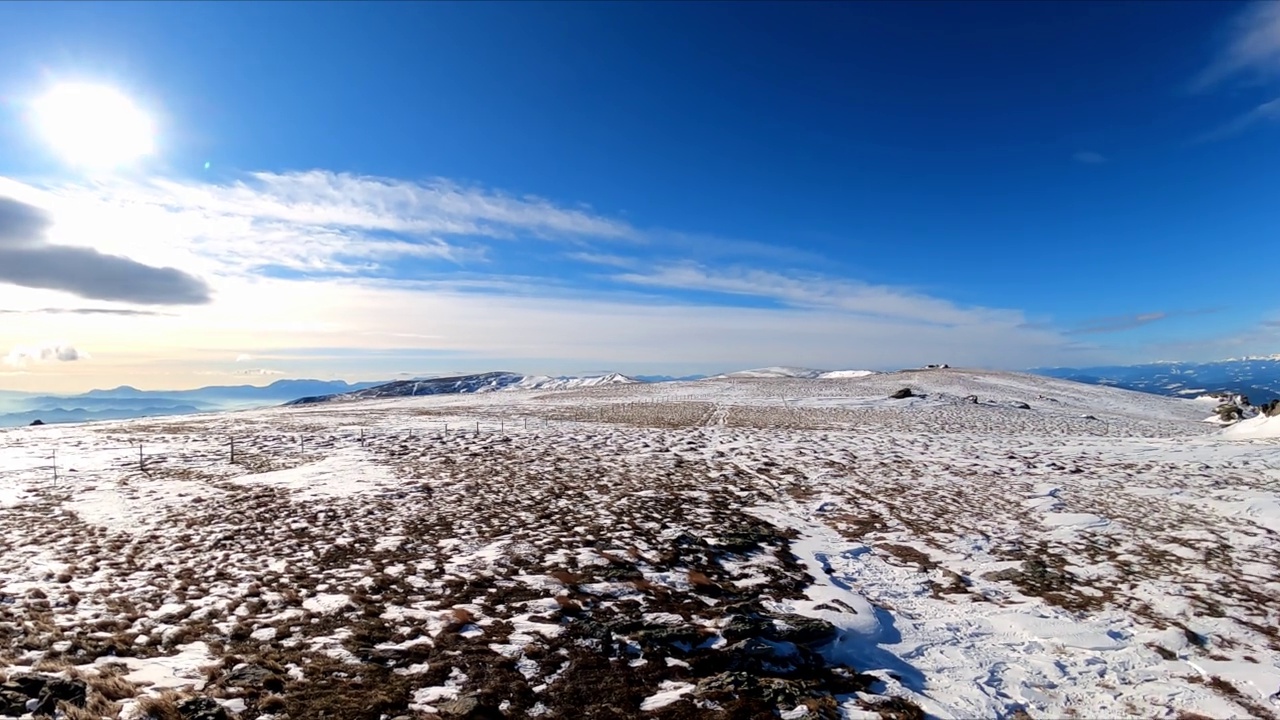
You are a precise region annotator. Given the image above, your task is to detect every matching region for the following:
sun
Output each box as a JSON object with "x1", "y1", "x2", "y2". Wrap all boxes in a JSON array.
[{"x1": 32, "y1": 83, "x2": 155, "y2": 169}]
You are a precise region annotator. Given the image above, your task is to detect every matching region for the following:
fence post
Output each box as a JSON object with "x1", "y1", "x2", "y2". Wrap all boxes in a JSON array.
[
  {"x1": 360, "y1": 428, "x2": 365, "y2": 447},
  {"x1": 475, "y1": 421, "x2": 479, "y2": 435},
  {"x1": 443, "y1": 422, "x2": 448, "y2": 436},
  {"x1": 300, "y1": 436, "x2": 305, "y2": 454},
  {"x1": 139, "y1": 443, "x2": 144, "y2": 472},
  {"x1": 230, "y1": 437, "x2": 236, "y2": 464},
  {"x1": 52, "y1": 449, "x2": 57, "y2": 487}
]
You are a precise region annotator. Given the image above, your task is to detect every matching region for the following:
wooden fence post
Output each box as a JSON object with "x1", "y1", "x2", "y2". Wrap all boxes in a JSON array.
[
  {"x1": 52, "y1": 449, "x2": 57, "y2": 487},
  {"x1": 230, "y1": 437, "x2": 236, "y2": 464},
  {"x1": 139, "y1": 444, "x2": 144, "y2": 472}
]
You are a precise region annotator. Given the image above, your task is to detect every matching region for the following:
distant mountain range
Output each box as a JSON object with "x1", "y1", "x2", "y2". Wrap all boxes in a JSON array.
[
  {"x1": 11, "y1": 358, "x2": 1275, "y2": 427},
  {"x1": 0, "y1": 379, "x2": 383, "y2": 428},
  {"x1": 1031, "y1": 356, "x2": 1280, "y2": 405},
  {"x1": 288, "y1": 371, "x2": 638, "y2": 405}
]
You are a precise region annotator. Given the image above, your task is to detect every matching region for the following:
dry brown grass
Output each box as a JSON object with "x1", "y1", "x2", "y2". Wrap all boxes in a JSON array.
[
  {"x1": 87, "y1": 672, "x2": 139, "y2": 702},
  {"x1": 134, "y1": 691, "x2": 184, "y2": 720},
  {"x1": 687, "y1": 570, "x2": 716, "y2": 587}
]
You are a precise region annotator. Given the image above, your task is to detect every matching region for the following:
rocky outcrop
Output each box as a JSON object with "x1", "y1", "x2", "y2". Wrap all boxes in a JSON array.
[
  {"x1": 889, "y1": 388, "x2": 914, "y2": 399},
  {"x1": 0, "y1": 673, "x2": 87, "y2": 716}
]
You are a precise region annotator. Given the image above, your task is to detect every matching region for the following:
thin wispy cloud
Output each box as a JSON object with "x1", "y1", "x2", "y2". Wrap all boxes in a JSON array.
[
  {"x1": 1190, "y1": 3, "x2": 1280, "y2": 142},
  {"x1": 0, "y1": 307, "x2": 169, "y2": 316},
  {"x1": 10, "y1": 171, "x2": 636, "y2": 280},
  {"x1": 612, "y1": 263, "x2": 1026, "y2": 328},
  {"x1": 1069, "y1": 308, "x2": 1224, "y2": 337},
  {"x1": 1068, "y1": 312, "x2": 1169, "y2": 336},
  {"x1": 1195, "y1": 96, "x2": 1280, "y2": 143},
  {"x1": 1073, "y1": 151, "x2": 1107, "y2": 164},
  {"x1": 1192, "y1": 2, "x2": 1280, "y2": 92}
]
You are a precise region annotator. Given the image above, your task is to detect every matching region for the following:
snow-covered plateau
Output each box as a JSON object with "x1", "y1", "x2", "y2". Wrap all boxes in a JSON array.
[{"x1": 0, "y1": 368, "x2": 1277, "y2": 719}]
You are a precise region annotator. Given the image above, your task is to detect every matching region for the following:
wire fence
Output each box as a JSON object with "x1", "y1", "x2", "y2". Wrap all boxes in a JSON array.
[{"x1": 0, "y1": 416, "x2": 570, "y2": 484}]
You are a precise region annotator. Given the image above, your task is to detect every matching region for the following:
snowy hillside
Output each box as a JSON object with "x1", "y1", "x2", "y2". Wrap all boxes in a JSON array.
[
  {"x1": 1034, "y1": 356, "x2": 1280, "y2": 405},
  {"x1": 288, "y1": 371, "x2": 637, "y2": 405},
  {"x1": 711, "y1": 366, "x2": 878, "y2": 379},
  {"x1": 0, "y1": 369, "x2": 1276, "y2": 719}
]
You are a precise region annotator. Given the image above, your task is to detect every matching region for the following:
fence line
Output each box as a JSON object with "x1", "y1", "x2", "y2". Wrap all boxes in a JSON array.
[{"x1": 0, "y1": 416, "x2": 591, "y2": 485}]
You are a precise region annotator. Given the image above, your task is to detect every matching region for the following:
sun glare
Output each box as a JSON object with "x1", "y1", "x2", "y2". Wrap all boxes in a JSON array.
[{"x1": 32, "y1": 83, "x2": 155, "y2": 169}]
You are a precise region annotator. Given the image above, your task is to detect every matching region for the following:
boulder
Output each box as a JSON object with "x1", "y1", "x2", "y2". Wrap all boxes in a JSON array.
[
  {"x1": 889, "y1": 388, "x2": 913, "y2": 400},
  {"x1": 224, "y1": 663, "x2": 284, "y2": 692},
  {"x1": 0, "y1": 689, "x2": 31, "y2": 717},
  {"x1": 2, "y1": 675, "x2": 46, "y2": 698},
  {"x1": 962, "y1": 395, "x2": 978, "y2": 404},
  {"x1": 1010, "y1": 401, "x2": 1031, "y2": 410},
  {"x1": 765, "y1": 614, "x2": 838, "y2": 646},
  {"x1": 28, "y1": 419, "x2": 44, "y2": 427},
  {"x1": 177, "y1": 696, "x2": 229, "y2": 720},
  {"x1": 34, "y1": 678, "x2": 86, "y2": 715},
  {"x1": 438, "y1": 694, "x2": 501, "y2": 718}
]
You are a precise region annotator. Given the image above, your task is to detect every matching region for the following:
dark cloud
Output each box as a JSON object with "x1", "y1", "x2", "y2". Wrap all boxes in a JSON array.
[
  {"x1": 0, "y1": 196, "x2": 211, "y2": 305},
  {"x1": 0, "y1": 307, "x2": 170, "y2": 316},
  {"x1": 1068, "y1": 308, "x2": 1221, "y2": 336}
]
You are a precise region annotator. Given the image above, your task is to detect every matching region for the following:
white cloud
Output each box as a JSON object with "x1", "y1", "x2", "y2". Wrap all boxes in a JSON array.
[
  {"x1": 1, "y1": 170, "x2": 633, "y2": 282},
  {"x1": 0, "y1": 170, "x2": 1111, "y2": 388},
  {"x1": 1195, "y1": 95, "x2": 1280, "y2": 143},
  {"x1": 1193, "y1": 2, "x2": 1280, "y2": 91},
  {"x1": 4, "y1": 343, "x2": 87, "y2": 366},
  {"x1": 612, "y1": 263, "x2": 1027, "y2": 329}
]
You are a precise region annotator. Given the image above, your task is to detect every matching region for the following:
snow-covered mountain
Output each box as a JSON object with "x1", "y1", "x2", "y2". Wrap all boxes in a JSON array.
[
  {"x1": 287, "y1": 371, "x2": 638, "y2": 405},
  {"x1": 1033, "y1": 357, "x2": 1280, "y2": 405},
  {"x1": 710, "y1": 366, "x2": 878, "y2": 379}
]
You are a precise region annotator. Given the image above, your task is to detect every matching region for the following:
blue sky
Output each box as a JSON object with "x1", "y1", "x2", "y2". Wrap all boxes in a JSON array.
[{"x1": 0, "y1": 1, "x2": 1278, "y2": 390}]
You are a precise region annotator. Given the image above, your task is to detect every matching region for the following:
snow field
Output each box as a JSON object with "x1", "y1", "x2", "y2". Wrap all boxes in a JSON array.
[{"x1": 0, "y1": 369, "x2": 1275, "y2": 719}]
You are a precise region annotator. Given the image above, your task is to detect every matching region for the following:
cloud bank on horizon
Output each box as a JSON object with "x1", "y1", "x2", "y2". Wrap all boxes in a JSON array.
[{"x1": 0, "y1": 170, "x2": 1097, "y2": 389}]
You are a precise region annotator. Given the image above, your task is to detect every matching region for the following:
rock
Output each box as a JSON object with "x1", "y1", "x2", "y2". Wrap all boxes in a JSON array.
[
  {"x1": 177, "y1": 696, "x2": 229, "y2": 720},
  {"x1": 722, "y1": 613, "x2": 770, "y2": 642},
  {"x1": 1010, "y1": 401, "x2": 1031, "y2": 410},
  {"x1": 28, "y1": 419, "x2": 44, "y2": 426},
  {"x1": 963, "y1": 395, "x2": 978, "y2": 404},
  {"x1": 722, "y1": 637, "x2": 808, "y2": 675},
  {"x1": 981, "y1": 568, "x2": 1022, "y2": 583},
  {"x1": 32, "y1": 677, "x2": 86, "y2": 715},
  {"x1": 438, "y1": 694, "x2": 500, "y2": 718},
  {"x1": 632, "y1": 624, "x2": 700, "y2": 648},
  {"x1": 0, "y1": 690, "x2": 30, "y2": 717},
  {"x1": 225, "y1": 663, "x2": 283, "y2": 691},
  {"x1": 1262, "y1": 399, "x2": 1280, "y2": 417},
  {"x1": 766, "y1": 614, "x2": 838, "y2": 646},
  {"x1": 694, "y1": 672, "x2": 809, "y2": 706},
  {"x1": 695, "y1": 671, "x2": 756, "y2": 696},
  {"x1": 1216, "y1": 405, "x2": 1243, "y2": 423},
  {"x1": 2, "y1": 675, "x2": 46, "y2": 698},
  {"x1": 889, "y1": 388, "x2": 913, "y2": 399}
]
